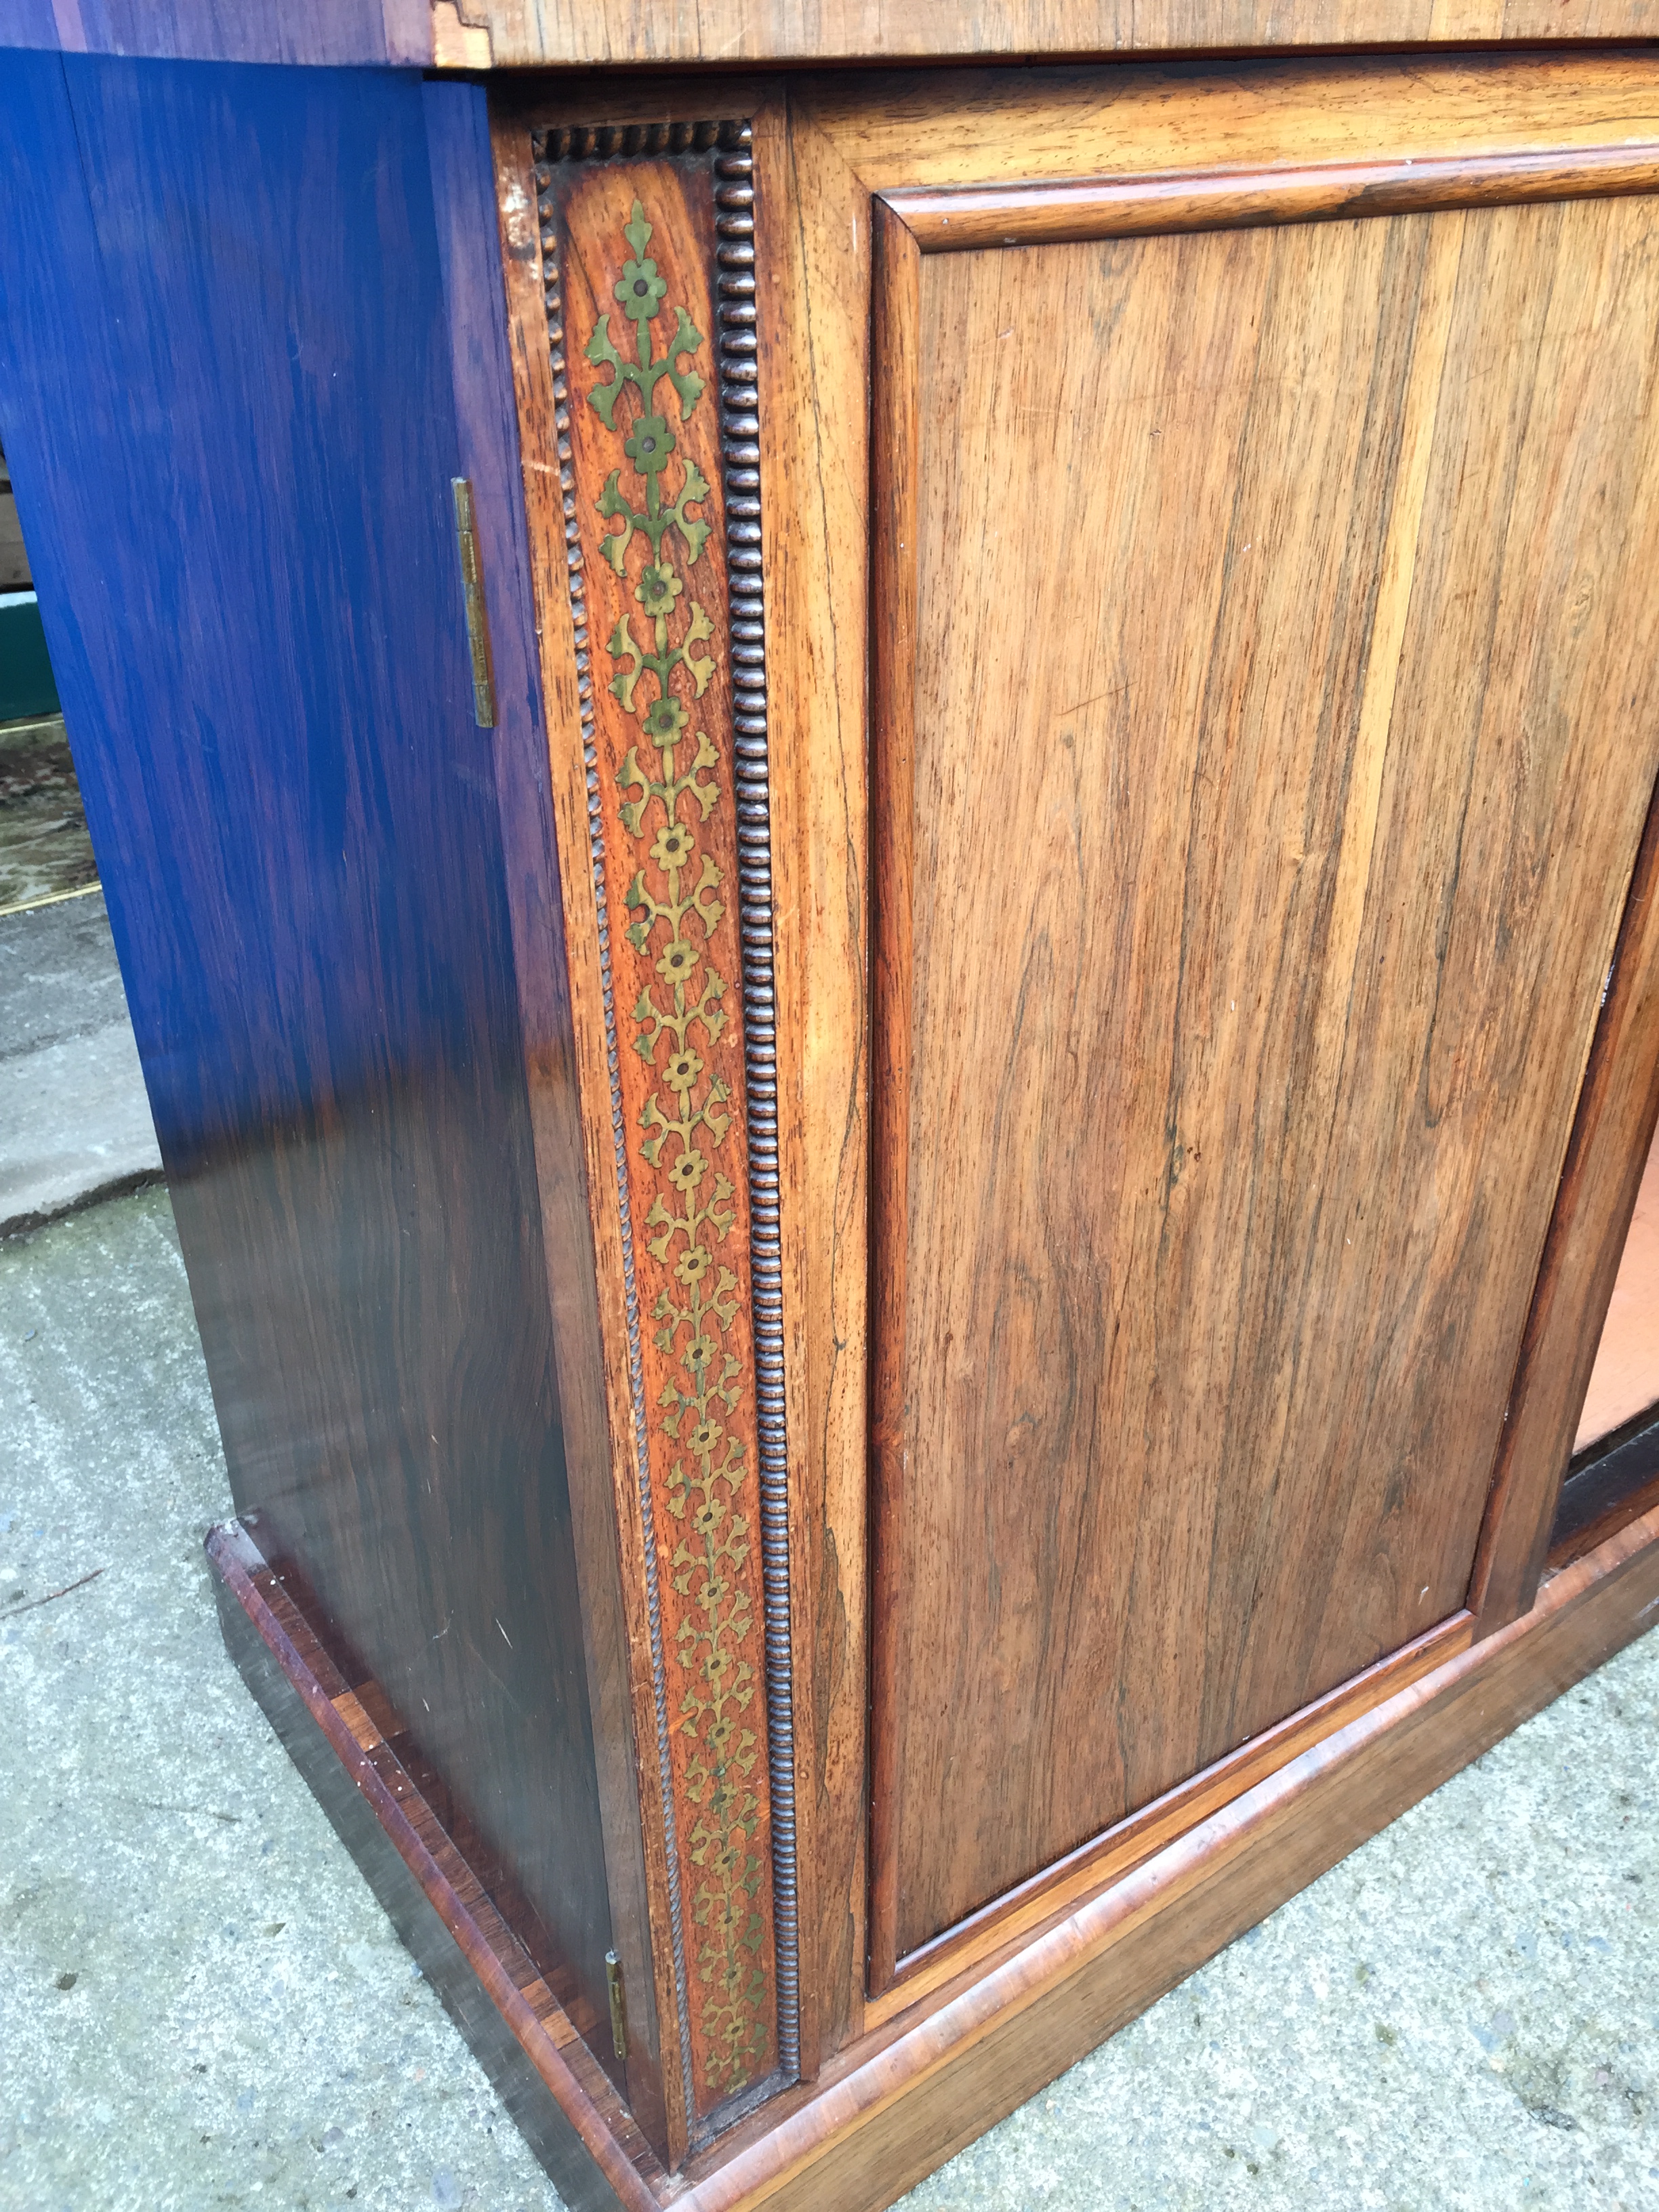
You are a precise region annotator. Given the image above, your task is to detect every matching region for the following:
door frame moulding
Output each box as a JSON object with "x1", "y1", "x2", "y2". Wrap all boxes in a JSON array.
[
  {"x1": 879, "y1": 140, "x2": 1659, "y2": 251},
  {"x1": 1471, "y1": 781, "x2": 1659, "y2": 1619},
  {"x1": 859, "y1": 91, "x2": 1659, "y2": 2003}
]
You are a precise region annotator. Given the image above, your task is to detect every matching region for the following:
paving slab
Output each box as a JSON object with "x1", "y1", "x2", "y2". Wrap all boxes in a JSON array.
[{"x1": 1, "y1": 1187, "x2": 1656, "y2": 2212}]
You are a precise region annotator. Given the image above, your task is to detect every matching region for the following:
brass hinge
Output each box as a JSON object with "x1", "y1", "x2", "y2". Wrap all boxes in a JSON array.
[
  {"x1": 605, "y1": 1948, "x2": 628, "y2": 2061},
  {"x1": 450, "y1": 476, "x2": 497, "y2": 729}
]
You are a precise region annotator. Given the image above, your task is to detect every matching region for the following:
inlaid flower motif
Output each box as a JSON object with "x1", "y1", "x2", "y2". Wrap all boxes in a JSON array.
[
  {"x1": 587, "y1": 195, "x2": 771, "y2": 2102},
  {"x1": 664, "y1": 1045, "x2": 703, "y2": 1094},
  {"x1": 703, "y1": 1833, "x2": 747, "y2": 1885},
  {"x1": 616, "y1": 255, "x2": 668, "y2": 316},
  {"x1": 651, "y1": 820, "x2": 694, "y2": 870},
  {"x1": 643, "y1": 693, "x2": 689, "y2": 741},
  {"x1": 705, "y1": 1711, "x2": 737, "y2": 1755},
  {"x1": 625, "y1": 411, "x2": 674, "y2": 471},
  {"x1": 637, "y1": 560, "x2": 683, "y2": 613}
]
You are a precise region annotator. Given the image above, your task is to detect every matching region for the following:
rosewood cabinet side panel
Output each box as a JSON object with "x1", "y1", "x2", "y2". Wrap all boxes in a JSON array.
[
  {"x1": 0, "y1": 49, "x2": 621, "y2": 2085},
  {"x1": 424, "y1": 79, "x2": 670, "y2": 2144},
  {"x1": 869, "y1": 188, "x2": 1659, "y2": 1966}
]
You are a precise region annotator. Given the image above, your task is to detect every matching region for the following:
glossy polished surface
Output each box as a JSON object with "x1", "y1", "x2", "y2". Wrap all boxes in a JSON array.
[
  {"x1": 874, "y1": 194, "x2": 1659, "y2": 1963},
  {"x1": 0, "y1": 52, "x2": 617, "y2": 2065}
]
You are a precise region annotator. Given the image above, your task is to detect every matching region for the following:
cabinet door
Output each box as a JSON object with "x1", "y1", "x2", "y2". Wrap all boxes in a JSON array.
[{"x1": 788, "y1": 54, "x2": 1659, "y2": 1999}]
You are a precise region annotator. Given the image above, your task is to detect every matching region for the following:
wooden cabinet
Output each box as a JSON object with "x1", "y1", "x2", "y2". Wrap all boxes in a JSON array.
[{"x1": 6, "y1": 26, "x2": 1659, "y2": 2212}]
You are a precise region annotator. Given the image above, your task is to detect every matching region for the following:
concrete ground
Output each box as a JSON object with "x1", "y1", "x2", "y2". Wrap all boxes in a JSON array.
[
  {"x1": 0, "y1": 890, "x2": 162, "y2": 1233},
  {"x1": 0, "y1": 714, "x2": 98, "y2": 916},
  {"x1": 2, "y1": 1187, "x2": 1656, "y2": 2211}
]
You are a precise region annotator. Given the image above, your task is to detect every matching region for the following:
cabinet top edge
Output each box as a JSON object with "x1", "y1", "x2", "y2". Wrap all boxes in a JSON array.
[{"x1": 6, "y1": 5, "x2": 1659, "y2": 77}]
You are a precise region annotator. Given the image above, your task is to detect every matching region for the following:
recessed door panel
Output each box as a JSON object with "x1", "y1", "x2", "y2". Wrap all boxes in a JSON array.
[{"x1": 871, "y1": 196, "x2": 1659, "y2": 1969}]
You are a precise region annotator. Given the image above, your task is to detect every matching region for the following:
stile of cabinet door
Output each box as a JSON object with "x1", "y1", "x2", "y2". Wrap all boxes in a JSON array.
[{"x1": 868, "y1": 190, "x2": 1659, "y2": 1980}]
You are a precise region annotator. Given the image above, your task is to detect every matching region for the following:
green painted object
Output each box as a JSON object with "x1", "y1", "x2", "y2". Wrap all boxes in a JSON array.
[{"x1": 0, "y1": 592, "x2": 62, "y2": 722}]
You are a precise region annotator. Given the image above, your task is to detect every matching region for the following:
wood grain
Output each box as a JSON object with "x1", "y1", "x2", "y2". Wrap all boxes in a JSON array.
[
  {"x1": 498, "y1": 1, "x2": 1659, "y2": 64},
  {"x1": 757, "y1": 97, "x2": 875, "y2": 2069},
  {"x1": 801, "y1": 52, "x2": 1659, "y2": 197},
  {"x1": 869, "y1": 192, "x2": 1659, "y2": 1969},
  {"x1": 11, "y1": 0, "x2": 1659, "y2": 65},
  {"x1": 679, "y1": 1500, "x2": 1659, "y2": 2212},
  {"x1": 0, "y1": 43, "x2": 626, "y2": 2076},
  {"x1": 866, "y1": 1610, "x2": 1472, "y2": 2021},
  {"x1": 459, "y1": 1, "x2": 1659, "y2": 69},
  {"x1": 1471, "y1": 778, "x2": 1659, "y2": 1622},
  {"x1": 885, "y1": 142, "x2": 1659, "y2": 251},
  {"x1": 866, "y1": 198, "x2": 922, "y2": 2008}
]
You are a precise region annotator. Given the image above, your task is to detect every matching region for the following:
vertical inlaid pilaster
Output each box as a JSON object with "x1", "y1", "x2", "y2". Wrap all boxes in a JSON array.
[{"x1": 530, "y1": 119, "x2": 796, "y2": 2140}]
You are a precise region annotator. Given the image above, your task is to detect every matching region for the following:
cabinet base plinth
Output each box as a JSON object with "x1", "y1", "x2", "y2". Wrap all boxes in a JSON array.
[
  {"x1": 204, "y1": 1519, "x2": 666, "y2": 2212},
  {"x1": 208, "y1": 1504, "x2": 1659, "y2": 2212}
]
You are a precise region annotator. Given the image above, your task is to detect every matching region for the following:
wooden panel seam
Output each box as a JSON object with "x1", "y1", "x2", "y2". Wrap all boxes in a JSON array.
[{"x1": 870, "y1": 1610, "x2": 1473, "y2": 2017}]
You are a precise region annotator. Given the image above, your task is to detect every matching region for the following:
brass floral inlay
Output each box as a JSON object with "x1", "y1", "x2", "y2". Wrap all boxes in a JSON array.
[{"x1": 587, "y1": 199, "x2": 770, "y2": 2101}]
